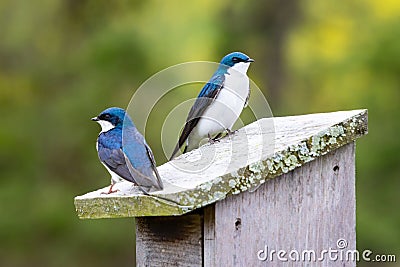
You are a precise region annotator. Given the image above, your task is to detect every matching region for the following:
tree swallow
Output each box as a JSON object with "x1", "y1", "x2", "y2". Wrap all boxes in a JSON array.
[
  {"x1": 92, "y1": 107, "x2": 164, "y2": 194},
  {"x1": 170, "y1": 52, "x2": 254, "y2": 160}
]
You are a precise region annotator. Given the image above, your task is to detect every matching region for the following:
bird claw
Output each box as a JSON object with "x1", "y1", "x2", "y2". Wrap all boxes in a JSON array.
[
  {"x1": 207, "y1": 130, "x2": 236, "y2": 144},
  {"x1": 208, "y1": 133, "x2": 221, "y2": 144},
  {"x1": 226, "y1": 129, "x2": 237, "y2": 135},
  {"x1": 101, "y1": 184, "x2": 119, "y2": 195},
  {"x1": 208, "y1": 138, "x2": 219, "y2": 144}
]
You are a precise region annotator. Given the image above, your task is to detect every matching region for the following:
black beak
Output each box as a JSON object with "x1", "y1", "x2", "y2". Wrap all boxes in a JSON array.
[
  {"x1": 247, "y1": 58, "x2": 255, "y2": 63},
  {"x1": 91, "y1": 117, "x2": 99, "y2": 121}
]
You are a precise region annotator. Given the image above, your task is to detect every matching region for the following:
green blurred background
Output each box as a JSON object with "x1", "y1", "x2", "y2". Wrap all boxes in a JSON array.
[{"x1": 1, "y1": 0, "x2": 399, "y2": 266}]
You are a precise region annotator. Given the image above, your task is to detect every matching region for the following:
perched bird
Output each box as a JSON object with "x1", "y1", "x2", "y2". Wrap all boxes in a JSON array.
[
  {"x1": 170, "y1": 52, "x2": 254, "y2": 159},
  {"x1": 92, "y1": 107, "x2": 163, "y2": 194}
]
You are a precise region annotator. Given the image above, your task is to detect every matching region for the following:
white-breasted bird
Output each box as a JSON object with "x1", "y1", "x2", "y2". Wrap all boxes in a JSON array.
[
  {"x1": 92, "y1": 107, "x2": 163, "y2": 194},
  {"x1": 170, "y1": 52, "x2": 254, "y2": 159}
]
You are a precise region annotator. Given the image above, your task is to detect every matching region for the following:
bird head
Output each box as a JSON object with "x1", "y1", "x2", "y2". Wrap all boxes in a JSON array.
[
  {"x1": 219, "y1": 52, "x2": 254, "y2": 74},
  {"x1": 92, "y1": 107, "x2": 133, "y2": 133}
]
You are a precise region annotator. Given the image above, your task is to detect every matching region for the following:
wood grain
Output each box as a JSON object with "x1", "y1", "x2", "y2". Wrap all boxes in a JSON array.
[
  {"x1": 136, "y1": 214, "x2": 203, "y2": 266},
  {"x1": 205, "y1": 143, "x2": 356, "y2": 266}
]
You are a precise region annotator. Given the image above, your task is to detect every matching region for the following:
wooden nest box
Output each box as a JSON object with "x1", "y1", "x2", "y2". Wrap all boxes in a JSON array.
[{"x1": 75, "y1": 109, "x2": 368, "y2": 266}]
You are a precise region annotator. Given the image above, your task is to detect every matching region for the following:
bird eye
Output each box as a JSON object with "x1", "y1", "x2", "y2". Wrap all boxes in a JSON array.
[
  {"x1": 102, "y1": 114, "x2": 111, "y2": 120},
  {"x1": 232, "y1": 57, "x2": 239, "y2": 63}
]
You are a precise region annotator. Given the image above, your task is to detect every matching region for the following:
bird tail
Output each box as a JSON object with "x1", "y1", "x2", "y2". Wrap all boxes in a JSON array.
[
  {"x1": 169, "y1": 142, "x2": 181, "y2": 161},
  {"x1": 123, "y1": 152, "x2": 163, "y2": 194}
]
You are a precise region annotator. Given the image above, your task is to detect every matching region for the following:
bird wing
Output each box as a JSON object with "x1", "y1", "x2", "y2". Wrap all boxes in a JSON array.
[
  {"x1": 122, "y1": 146, "x2": 163, "y2": 194},
  {"x1": 98, "y1": 146, "x2": 136, "y2": 184},
  {"x1": 98, "y1": 128, "x2": 163, "y2": 194},
  {"x1": 170, "y1": 74, "x2": 224, "y2": 159},
  {"x1": 143, "y1": 141, "x2": 164, "y2": 190},
  {"x1": 244, "y1": 87, "x2": 250, "y2": 108},
  {"x1": 122, "y1": 128, "x2": 164, "y2": 193}
]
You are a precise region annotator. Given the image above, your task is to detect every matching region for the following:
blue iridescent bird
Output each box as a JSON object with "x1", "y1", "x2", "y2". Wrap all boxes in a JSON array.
[
  {"x1": 92, "y1": 107, "x2": 163, "y2": 194},
  {"x1": 170, "y1": 52, "x2": 254, "y2": 159}
]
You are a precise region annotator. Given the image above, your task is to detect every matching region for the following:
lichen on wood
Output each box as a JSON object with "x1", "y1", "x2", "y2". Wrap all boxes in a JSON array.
[{"x1": 74, "y1": 109, "x2": 367, "y2": 219}]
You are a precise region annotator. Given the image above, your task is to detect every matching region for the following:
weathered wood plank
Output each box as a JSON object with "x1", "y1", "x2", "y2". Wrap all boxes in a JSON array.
[
  {"x1": 207, "y1": 143, "x2": 356, "y2": 266},
  {"x1": 74, "y1": 109, "x2": 367, "y2": 219},
  {"x1": 203, "y1": 205, "x2": 216, "y2": 267},
  {"x1": 136, "y1": 214, "x2": 203, "y2": 266}
]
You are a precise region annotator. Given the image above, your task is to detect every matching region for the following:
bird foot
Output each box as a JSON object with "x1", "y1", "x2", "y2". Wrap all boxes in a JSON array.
[
  {"x1": 208, "y1": 133, "x2": 221, "y2": 144},
  {"x1": 226, "y1": 129, "x2": 237, "y2": 136},
  {"x1": 208, "y1": 139, "x2": 219, "y2": 144},
  {"x1": 101, "y1": 184, "x2": 119, "y2": 195}
]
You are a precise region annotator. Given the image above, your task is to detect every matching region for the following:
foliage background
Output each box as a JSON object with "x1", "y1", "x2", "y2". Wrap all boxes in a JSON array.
[{"x1": 0, "y1": 0, "x2": 399, "y2": 266}]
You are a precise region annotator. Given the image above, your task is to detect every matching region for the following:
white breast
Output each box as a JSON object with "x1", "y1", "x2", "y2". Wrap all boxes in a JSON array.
[
  {"x1": 187, "y1": 64, "x2": 250, "y2": 151},
  {"x1": 97, "y1": 120, "x2": 115, "y2": 133}
]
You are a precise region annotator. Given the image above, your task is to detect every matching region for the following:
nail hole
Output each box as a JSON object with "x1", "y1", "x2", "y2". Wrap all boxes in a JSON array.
[
  {"x1": 333, "y1": 165, "x2": 339, "y2": 172},
  {"x1": 235, "y1": 218, "x2": 241, "y2": 230}
]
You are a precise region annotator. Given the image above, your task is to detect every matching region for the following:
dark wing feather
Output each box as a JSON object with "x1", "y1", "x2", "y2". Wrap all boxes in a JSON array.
[
  {"x1": 122, "y1": 129, "x2": 164, "y2": 193},
  {"x1": 98, "y1": 146, "x2": 136, "y2": 184},
  {"x1": 122, "y1": 148, "x2": 163, "y2": 194},
  {"x1": 98, "y1": 128, "x2": 164, "y2": 193},
  {"x1": 244, "y1": 87, "x2": 250, "y2": 108},
  {"x1": 170, "y1": 74, "x2": 224, "y2": 159},
  {"x1": 144, "y1": 142, "x2": 163, "y2": 190}
]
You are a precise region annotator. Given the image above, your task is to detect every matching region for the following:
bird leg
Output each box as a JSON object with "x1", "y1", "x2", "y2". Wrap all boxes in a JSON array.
[
  {"x1": 208, "y1": 130, "x2": 236, "y2": 145},
  {"x1": 101, "y1": 183, "x2": 119, "y2": 194},
  {"x1": 226, "y1": 128, "x2": 237, "y2": 136},
  {"x1": 208, "y1": 133, "x2": 221, "y2": 144}
]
